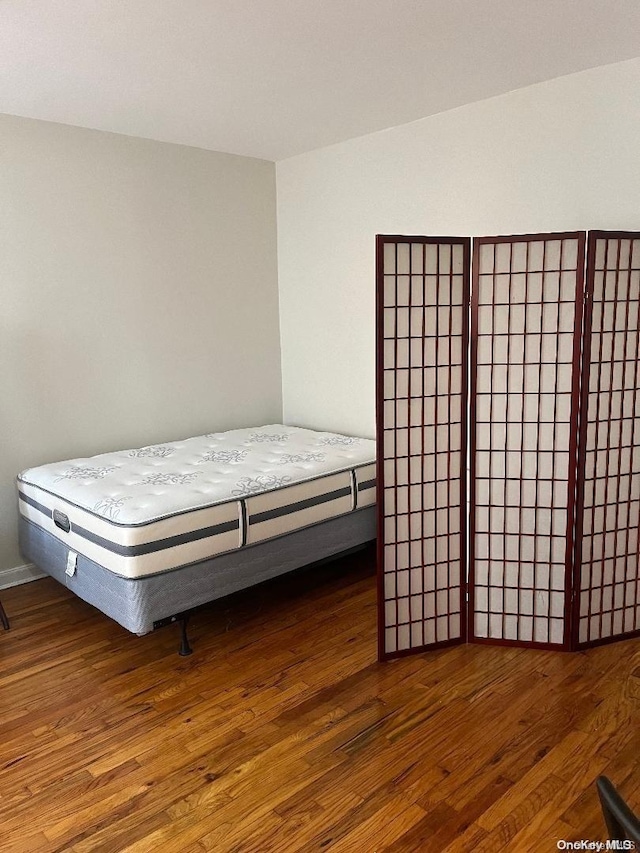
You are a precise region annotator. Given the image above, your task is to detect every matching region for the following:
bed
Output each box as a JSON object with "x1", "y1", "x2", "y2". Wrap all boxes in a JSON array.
[{"x1": 17, "y1": 425, "x2": 376, "y2": 653}]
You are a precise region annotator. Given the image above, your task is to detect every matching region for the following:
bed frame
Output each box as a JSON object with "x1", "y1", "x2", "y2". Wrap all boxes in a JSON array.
[{"x1": 20, "y1": 506, "x2": 376, "y2": 654}]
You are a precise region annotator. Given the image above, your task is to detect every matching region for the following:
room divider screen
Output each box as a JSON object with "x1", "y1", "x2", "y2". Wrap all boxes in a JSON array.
[
  {"x1": 470, "y1": 232, "x2": 586, "y2": 650},
  {"x1": 376, "y1": 235, "x2": 470, "y2": 659},
  {"x1": 376, "y1": 229, "x2": 640, "y2": 660},
  {"x1": 573, "y1": 231, "x2": 640, "y2": 649}
]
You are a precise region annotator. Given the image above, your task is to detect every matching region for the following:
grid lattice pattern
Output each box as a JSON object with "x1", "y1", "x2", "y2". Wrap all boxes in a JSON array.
[
  {"x1": 470, "y1": 233, "x2": 585, "y2": 648},
  {"x1": 377, "y1": 236, "x2": 470, "y2": 657},
  {"x1": 575, "y1": 232, "x2": 640, "y2": 647}
]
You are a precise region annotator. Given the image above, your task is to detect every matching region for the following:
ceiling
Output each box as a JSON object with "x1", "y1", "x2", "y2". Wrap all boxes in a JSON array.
[{"x1": 1, "y1": 0, "x2": 640, "y2": 161}]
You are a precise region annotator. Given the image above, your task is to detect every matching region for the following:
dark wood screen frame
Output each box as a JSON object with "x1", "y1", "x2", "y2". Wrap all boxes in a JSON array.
[
  {"x1": 468, "y1": 231, "x2": 586, "y2": 651},
  {"x1": 572, "y1": 230, "x2": 640, "y2": 650},
  {"x1": 376, "y1": 228, "x2": 640, "y2": 659},
  {"x1": 376, "y1": 234, "x2": 471, "y2": 661}
]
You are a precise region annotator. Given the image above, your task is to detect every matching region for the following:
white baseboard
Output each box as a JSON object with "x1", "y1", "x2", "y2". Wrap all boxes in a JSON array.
[{"x1": 0, "y1": 563, "x2": 46, "y2": 590}]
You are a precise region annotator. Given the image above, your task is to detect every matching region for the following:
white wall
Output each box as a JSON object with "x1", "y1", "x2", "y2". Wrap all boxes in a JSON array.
[
  {"x1": 1, "y1": 114, "x2": 280, "y2": 573},
  {"x1": 277, "y1": 57, "x2": 640, "y2": 439}
]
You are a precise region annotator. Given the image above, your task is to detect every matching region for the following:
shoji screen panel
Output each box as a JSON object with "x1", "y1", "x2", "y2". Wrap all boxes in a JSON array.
[
  {"x1": 573, "y1": 231, "x2": 640, "y2": 649},
  {"x1": 376, "y1": 235, "x2": 470, "y2": 660},
  {"x1": 469, "y1": 232, "x2": 586, "y2": 649}
]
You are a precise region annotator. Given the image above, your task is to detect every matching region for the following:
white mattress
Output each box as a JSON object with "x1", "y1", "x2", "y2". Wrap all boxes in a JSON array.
[{"x1": 18, "y1": 425, "x2": 376, "y2": 579}]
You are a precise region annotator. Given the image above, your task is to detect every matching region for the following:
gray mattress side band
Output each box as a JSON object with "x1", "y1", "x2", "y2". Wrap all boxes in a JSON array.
[
  {"x1": 18, "y1": 490, "x2": 240, "y2": 556},
  {"x1": 19, "y1": 508, "x2": 376, "y2": 636},
  {"x1": 18, "y1": 473, "x2": 372, "y2": 555}
]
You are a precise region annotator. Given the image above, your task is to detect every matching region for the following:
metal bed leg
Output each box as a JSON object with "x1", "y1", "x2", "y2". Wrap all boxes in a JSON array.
[
  {"x1": 0, "y1": 600, "x2": 9, "y2": 631},
  {"x1": 178, "y1": 616, "x2": 192, "y2": 656}
]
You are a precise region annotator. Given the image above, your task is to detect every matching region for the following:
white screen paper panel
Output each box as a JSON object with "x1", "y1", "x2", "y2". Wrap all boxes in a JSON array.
[
  {"x1": 574, "y1": 232, "x2": 640, "y2": 648},
  {"x1": 376, "y1": 235, "x2": 470, "y2": 659},
  {"x1": 470, "y1": 233, "x2": 585, "y2": 649}
]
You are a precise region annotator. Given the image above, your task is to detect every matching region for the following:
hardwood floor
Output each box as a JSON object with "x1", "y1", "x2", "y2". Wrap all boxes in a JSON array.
[{"x1": 1, "y1": 546, "x2": 639, "y2": 852}]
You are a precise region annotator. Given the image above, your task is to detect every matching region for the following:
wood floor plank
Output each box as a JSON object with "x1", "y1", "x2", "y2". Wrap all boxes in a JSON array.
[{"x1": 1, "y1": 547, "x2": 639, "y2": 851}]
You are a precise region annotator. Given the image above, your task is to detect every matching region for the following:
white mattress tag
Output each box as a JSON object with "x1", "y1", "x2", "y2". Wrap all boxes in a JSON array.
[{"x1": 65, "y1": 550, "x2": 78, "y2": 577}]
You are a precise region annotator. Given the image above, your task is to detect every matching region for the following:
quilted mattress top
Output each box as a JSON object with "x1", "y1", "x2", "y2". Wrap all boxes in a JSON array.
[{"x1": 18, "y1": 425, "x2": 376, "y2": 526}]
